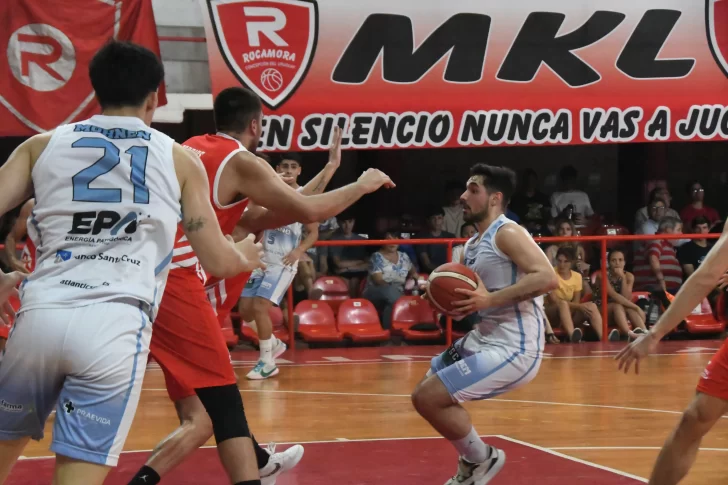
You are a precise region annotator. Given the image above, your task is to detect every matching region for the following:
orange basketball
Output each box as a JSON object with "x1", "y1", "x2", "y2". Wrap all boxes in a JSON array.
[{"x1": 426, "y1": 262, "x2": 478, "y2": 314}]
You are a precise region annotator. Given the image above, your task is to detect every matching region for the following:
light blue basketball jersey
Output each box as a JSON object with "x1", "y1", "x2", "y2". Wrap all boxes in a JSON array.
[
  {"x1": 261, "y1": 187, "x2": 305, "y2": 266},
  {"x1": 463, "y1": 214, "x2": 545, "y2": 358}
]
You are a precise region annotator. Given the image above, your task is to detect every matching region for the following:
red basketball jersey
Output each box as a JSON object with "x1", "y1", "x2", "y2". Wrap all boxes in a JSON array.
[{"x1": 170, "y1": 133, "x2": 250, "y2": 272}]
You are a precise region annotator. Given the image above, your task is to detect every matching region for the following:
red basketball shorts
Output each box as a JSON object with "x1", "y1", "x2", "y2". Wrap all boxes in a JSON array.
[
  {"x1": 150, "y1": 268, "x2": 237, "y2": 402},
  {"x1": 697, "y1": 339, "x2": 728, "y2": 402},
  {"x1": 205, "y1": 271, "x2": 251, "y2": 325}
]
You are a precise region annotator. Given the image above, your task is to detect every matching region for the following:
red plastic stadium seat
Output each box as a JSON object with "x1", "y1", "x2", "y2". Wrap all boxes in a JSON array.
[
  {"x1": 391, "y1": 296, "x2": 441, "y2": 341},
  {"x1": 337, "y1": 299, "x2": 391, "y2": 343},
  {"x1": 220, "y1": 314, "x2": 239, "y2": 348},
  {"x1": 295, "y1": 300, "x2": 343, "y2": 343},
  {"x1": 313, "y1": 276, "x2": 349, "y2": 295},
  {"x1": 313, "y1": 276, "x2": 350, "y2": 313},
  {"x1": 684, "y1": 298, "x2": 725, "y2": 335}
]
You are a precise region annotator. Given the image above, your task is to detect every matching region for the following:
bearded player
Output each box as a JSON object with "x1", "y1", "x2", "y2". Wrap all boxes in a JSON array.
[
  {"x1": 411, "y1": 164, "x2": 558, "y2": 485},
  {"x1": 128, "y1": 87, "x2": 394, "y2": 485},
  {"x1": 616, "y1": 218, "x2": 728, "y2": 485}
]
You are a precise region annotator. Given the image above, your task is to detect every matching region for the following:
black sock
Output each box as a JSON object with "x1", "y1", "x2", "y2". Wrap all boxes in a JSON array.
[
  {"x1": 234, "y1": 481, "x2": 261, "y2": 485},
  {"x1": 128, "y1": 465, "x2": 161, "y2": 485},
  {"x1": 252, "y1": 435, "x2": 270, "y2": 469}
]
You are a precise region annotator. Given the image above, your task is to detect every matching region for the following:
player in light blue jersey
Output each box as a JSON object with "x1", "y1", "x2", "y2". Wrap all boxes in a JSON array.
[
  {"x1": 240, "y1": 143, "x2": 342, "y2": 380},
  {"x1": 0, "y1": 42, "x2": 263, "y2": 485},
  {"x1": 412, "y1": 164, "x2": 558, "y2": 485}
]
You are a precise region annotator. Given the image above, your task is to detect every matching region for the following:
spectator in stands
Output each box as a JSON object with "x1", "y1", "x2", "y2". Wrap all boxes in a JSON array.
[
  {"x1": 510, "y1": 168, "x2": 550, "y2": 232},
  {"x1": 442, "y1": 181, "x2": 465, "y2": 236},
  {"x1": 544, "y1": 219, "x2": 588, "y2": 274},
  {"x1": 451, "y1": 224, "x2": 477, "y2": 264},
  {"x1": 550, "y1": 165, "x2": 594, "y2": 227},
  {"x1": 680, "y1": 180, "x2": 720, "y2": 229},
  {"x1": 329, "y1": 213, "x2": 370, "y2": 296},
  {"x1": 362, "y1": 230, "x2": 418, "y2": 329},
  {"x1": 545, "y1": 247, "x2": 604, "y2": 342},
  {"x1": 308, "y1": 216, "x2": 342, "y2": 278},
  {"x1": 634, "y1": 187, "x2": 679, "y2": 232},
  {"x1": 635, "y1": 195, "x2": 667, "y2": 236},
  {"x1": 633, "y1": 217, "x2": 683, "y2": 294},
  {"x1": 592, "y1": 248, "x2": 647, "y2": 340},
  {"x1": 677, "y1": 216, "x2": 711, "y2": 278},
  {"x1": 417, "y1": 207, "x2": 456, "y2": 273}
]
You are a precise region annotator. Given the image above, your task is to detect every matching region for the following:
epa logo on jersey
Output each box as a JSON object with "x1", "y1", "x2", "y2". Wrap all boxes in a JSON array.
[
  {"x1": 66, "y1": 210, "x2": 142, "y2": 245},
  {"x1": 207, "y1": 0, "x2": 319, "y2": 109}
]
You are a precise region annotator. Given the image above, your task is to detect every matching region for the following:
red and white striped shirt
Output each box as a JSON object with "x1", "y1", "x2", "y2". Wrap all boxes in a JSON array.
[{"x1": 633, "y1": 239, "x2": 683, "y2": 291}]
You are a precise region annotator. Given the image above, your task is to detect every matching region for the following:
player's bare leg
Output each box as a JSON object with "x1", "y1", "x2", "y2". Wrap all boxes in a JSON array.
[
  {"x1": 246, "y1": 296, "x2": 286, "y2": 380},
  {"x1": 412, "y1": 374, "x2": 505, "y2": 484},
  {"x1": 0, "y1": 437, "x2": 29, "y2": 482},
  {"x1": 54, "y1": 454, "x2": 110, "y2": 485},
  {"x1": 128, "y1": 395, "x2": 303, "y2": 485},
  {"x1": 648, "y1": 392, "x2": 728, "y2": 485}
]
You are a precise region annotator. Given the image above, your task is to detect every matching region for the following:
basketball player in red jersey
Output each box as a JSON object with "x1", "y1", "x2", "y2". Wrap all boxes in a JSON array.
[
  {"x1": 128, "y1": 87, "x2": 394, "y2": 485},
  {"x1": 617, "y1": 218, "x2": 728, "y2": 485},
  {"x1": 0, "y1": 198, "x2": 35, "y2": 349}
]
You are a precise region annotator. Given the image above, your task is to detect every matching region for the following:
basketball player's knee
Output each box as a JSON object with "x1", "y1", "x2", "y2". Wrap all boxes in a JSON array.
[
  {"x1": 680, "y1": 397, "x2": 723, "y2": 437},
  {"x1": 195, "y1": 385, "x2": 251, "y2": 444},
  {"x1": 184, "y1": 410, "x2": 213, "y2": 446},
  {"x1": 252, "y1": 297, "x2": 271, "y2": 316}
]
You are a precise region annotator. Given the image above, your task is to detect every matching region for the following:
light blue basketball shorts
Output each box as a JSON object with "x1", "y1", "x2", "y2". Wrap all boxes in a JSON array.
[
  {"x1": 241, "y1": 264, "x2": 297, "y2": 306},
  {"x1": 429, "y1": 332, "x2": 542, "y2": 402},
  {"x1": 0, "y1": 301, "x2": 151, "y2": 466}
]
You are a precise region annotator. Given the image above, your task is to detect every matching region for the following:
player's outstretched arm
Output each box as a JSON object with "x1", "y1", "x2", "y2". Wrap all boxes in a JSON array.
[
  {"x1": 453, "y1": 225, "x2": 558, "y2": 313},
  {"x1": 299, "y1": 126, "x2": 343, "y2": 196},
  {"x1": 233, "y1": 151, "x2": 394, "y2": 233},
  {"x1": 174, "y1": 144, "x2": 264, "y2": 278}
]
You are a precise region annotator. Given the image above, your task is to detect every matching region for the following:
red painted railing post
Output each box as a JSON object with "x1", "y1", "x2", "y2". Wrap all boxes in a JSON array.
[
  {"x1": 600, "y1": 239, "x2": 609, "y2": 342},
  {"x1": 287, "y1": 285, "x2": 295, "y2": 349}
]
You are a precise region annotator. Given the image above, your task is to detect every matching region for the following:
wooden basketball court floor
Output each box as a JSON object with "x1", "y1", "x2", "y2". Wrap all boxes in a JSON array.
[{"x1": 7, "y1": 339, "x2": 728, "y2": 484}]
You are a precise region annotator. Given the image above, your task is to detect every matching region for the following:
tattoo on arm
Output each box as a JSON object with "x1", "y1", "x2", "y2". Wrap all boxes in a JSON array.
[{"x1": 184, "y1": 217, "x2": 205, "y2": 232}]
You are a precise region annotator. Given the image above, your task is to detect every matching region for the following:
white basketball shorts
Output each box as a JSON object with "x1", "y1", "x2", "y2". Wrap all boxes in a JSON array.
[
  {"x1": 0, "y1": 300, "x2": 151, "y2": 466},
  {"x1": 429, "y1": 331, "x2": 542, "y2": 402}
]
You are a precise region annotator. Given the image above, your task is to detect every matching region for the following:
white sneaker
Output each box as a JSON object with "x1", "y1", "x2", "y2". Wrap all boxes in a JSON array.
[
  {"x1": 444, "y1": 448, "x2": 506, "y2": 485},
  {"x1": 247, "y1": 360, "x2": 279, "y2": 380},
  {"x1": 259, "y1": 443, "x2": 305, "y2": 485},
  {"x1": 271, "y1": 337, "x2": 287, "y2": 359}
]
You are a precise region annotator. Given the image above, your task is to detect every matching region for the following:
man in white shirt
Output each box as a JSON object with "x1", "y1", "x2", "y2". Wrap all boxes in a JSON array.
[{"x1": 550, "y1": 165, "x2": 594, "y2": 226}]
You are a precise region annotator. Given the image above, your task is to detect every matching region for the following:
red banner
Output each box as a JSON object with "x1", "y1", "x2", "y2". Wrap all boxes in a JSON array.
[
  {"x1": 203, "y1": 0, "x2": 728, "y2": 151},
  {"x1": 0, "y1": 0, "x2": 166, "y2": 136}
]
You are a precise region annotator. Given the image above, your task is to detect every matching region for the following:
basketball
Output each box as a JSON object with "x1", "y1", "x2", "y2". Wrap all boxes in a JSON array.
[{"x1": 426, "y1": 262, "x2": 478, "y2": 314}]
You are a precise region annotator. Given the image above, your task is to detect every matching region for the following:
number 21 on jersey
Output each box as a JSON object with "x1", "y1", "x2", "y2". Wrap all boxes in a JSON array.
[{"x1": 71, "y1": 137, "x2": 149, "y2": 204}]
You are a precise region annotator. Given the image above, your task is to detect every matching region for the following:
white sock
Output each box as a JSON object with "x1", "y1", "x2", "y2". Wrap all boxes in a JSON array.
[
  {"x1": 259, "y1": 338, "x2": 274, "y2": 364},
  {"x1": 451, "y1": 427, "x2": 489, "y2": 464}
]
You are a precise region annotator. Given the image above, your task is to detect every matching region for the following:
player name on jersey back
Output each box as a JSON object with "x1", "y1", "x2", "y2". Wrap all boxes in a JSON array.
[{"x1": 20, "y1": 115, "x2": 182, "y2": 316}]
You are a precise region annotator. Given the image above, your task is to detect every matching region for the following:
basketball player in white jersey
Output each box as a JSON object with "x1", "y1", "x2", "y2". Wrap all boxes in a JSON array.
[
  {"x1": 240, "y1": 152, "x2": 337, "y2": 380},
  {"x1": 412, "y1": 164, "x2": 558, "y2": 485},
  {"x1": 0, "y1": 41, "x2": 263, "y2": 485}
]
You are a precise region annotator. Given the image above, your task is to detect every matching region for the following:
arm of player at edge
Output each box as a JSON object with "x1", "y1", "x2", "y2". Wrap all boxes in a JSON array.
[
  {"x1": 282, "y1": 222, "x2": 319, "y2": 267},
  {"x1": 451, "y1": 224, "x2": 559, "y2": 314},
  {"x1": 233, "y1": 151, "x2": 394, "y2": 232},
  {"x1": 173, "y1": 144, "x2": 264, "y2": 278},
  {"x1": 616, "y1": 222, "x2": 728, "y2": 374},
  {"x1": 0, "y1": 135, "x2": 49, "y2": 312},
  {"x1": 4, "y1": 199, "x2": 34, "y2": 272}
]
